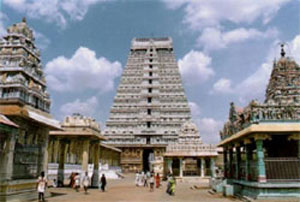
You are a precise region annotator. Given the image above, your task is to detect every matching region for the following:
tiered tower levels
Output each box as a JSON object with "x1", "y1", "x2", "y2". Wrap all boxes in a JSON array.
[
  {"x1": 104, "y1": 37, "x2": 192, "y2": 147},
  {"x1": 0, "y1": 18, "x2": 50, "y2": 112},
  {"x1": 265, "y1": 57, "x2": 300, "y2": 105}
]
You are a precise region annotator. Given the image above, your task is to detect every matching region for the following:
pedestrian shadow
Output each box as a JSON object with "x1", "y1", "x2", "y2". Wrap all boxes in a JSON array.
[{"x1": 49, "y1": 192, "x2": 68, "y2": 197}]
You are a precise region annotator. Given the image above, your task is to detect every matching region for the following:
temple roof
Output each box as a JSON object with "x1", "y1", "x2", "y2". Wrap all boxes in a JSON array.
[
  {"x1": 164, "y1": 121, "x2": 217, "y2": 157},
  {"x1": 219, "y1": 49, "x2": 300, "y2": 141},
  {"x1": 6, "y1": 17, "x2": 34, "y2": 41},
  {"x1": 0, "y1": 114, "x2": 18, "y2": 128},
  {"x1": 61, "y1": 113, "x2": 100, "y2": 132},
  {"x1": 265, "y1": 56, "x2": 300, "y2": 105}
]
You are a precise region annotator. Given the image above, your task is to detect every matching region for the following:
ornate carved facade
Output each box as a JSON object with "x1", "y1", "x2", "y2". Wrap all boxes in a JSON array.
[
  {"x1": 48, "y1": 114, "x2": 121, "y2": 186},
  {"x1": 164, "y1": 121, "x2": 217, "y2": 177},
  {"x1": 218, "y1": 47, "x2": 300, "y2": 199},
  {"x1": 0, "y1": 19, "x2": 59, "y2": 202},
  {"x1": 104, "y1": 37, "x2": 193, "y2": 172},
  {"x1": 0, "y1": 17, "x2": 50, "y2": 112},
  {"x1": 220, "y1": 52, "x2": 300, "y2": 140}
]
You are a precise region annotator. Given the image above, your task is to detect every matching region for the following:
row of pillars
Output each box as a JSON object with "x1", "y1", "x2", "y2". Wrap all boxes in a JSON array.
[
  {"x1": 223, "y1": 138, "x2": 266, "y2": 182},
  {"x1": 57, "y1": 139, "x2": 100, "y2": 187},
  {"x1": 167, "y1": 157, "x2": 216, "y2": 178}
]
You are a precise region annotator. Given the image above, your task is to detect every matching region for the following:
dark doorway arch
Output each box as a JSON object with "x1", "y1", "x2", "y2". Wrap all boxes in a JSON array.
[{"x1": 143, "y1": 149, "x2": 153, "y2": 172}]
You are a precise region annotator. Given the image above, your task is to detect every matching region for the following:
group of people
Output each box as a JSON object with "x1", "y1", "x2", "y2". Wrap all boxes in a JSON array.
[
  {"x1": 135, "y1": 171, "x2": 161, "y2": 192},
  {"x1": 69, "y1": 172, "x2": 91, "y2": 194},
  {"x1": 69, "y1": 172, "x2": 107, "y2": 193},
  {"x1": 36, "y1": 171, "x2": 108, "y2": 201},
  {"x1": 135, "y1": 171, "x2": 176, "y2": 195}
]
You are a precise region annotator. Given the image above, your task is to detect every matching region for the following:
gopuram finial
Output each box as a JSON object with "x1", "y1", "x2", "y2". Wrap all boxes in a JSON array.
[{"x1": 280, "y1": 43, "x2": 286, "y2": 58}]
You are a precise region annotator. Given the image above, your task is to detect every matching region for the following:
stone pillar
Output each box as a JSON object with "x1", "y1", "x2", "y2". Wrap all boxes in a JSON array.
[
  {"x1": 201, "y1": 158, "x2": 205, "y2": 177},
  {"x1": 109, "y1": 150, "x2": 113, "y2": 167},
  {"x1": 223, "y1": 149, "x2": 228, "y2": 178},
  {"x1": 235, "y1": 145, "x2": 241, "y2": 180},
  {"x1": 256, "y1": 138, "x2": 266, "y2": 182},
  {"x1": 229, "y1": 148, "x2": 233, "y2": 178},
  {"x1": 244, "y1": 139, "x2": 251, "y2": 181},
  {"x1": 57, "y1": 140, "x2": 66, "y2": 187},
  {"x1": 167, "y1": 158, "x2": 173, "y2": 174},
  {"x1": 53, "y1": 138, "x2": 60, "y2": 163},
  {"x1": 210, "y1": 158, "x2": 215, "y2": 178},
  {"x1": 91, "y1": 143, "x2": 100, "y2": 187},
  {"x1": 82, "y1": 139, "x2": 90, "y2": 174},
  {"x1": 298, "y1": 140, "x2": 300, "y2": 159},
  {"x1": 179, "y1": 158, "x2": 183, "y2": 177},
  {"x1": 43, "y1": 130, "x2": 49, "y2": 175},
  {"x1": 0, "y1": 129, "x2": 16, "y2": 181}
]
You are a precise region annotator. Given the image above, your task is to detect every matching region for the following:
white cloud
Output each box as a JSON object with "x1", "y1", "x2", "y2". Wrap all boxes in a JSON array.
[
  {"x1": 290, "y1": 35, "x2": 300, "y2": 64},
  {"x1": 188, "y1": 102, "x2": 201, "y2": 118},
  {"x1": 59, "y1": 96, "x2": 99, "y2": 118},
  {"x1": 0, "y1": 12, "x2": 8, "y2": 37},
  {"x1": 211, "y1": 34, "x2": 300, "y2": 104},
  {"x1": 3, "y1": 0, "x2": 108, "y2": 27},
  {"x1": 33, "y1": 31, "x2": 50, "y2": 50},
  {"x1": 195, "y1": 117, "x2": 222, "y2": 144},
  {"x1": 210, "y1": 62, "x2": 273, "y2": 104},
  {"x1": 163, "y1": 0, "x2": 291, "y2": 30},
  {"x1": 179, "y1": 50, "x2": 214, "y2": 85},
  {"x1": 210, "y1": 50, "x2": 275, "y2": 103},
  {"x1": 212, "y1": 78, "x2": 233, "y2": 94},
  {"x1": 236, "y1": 62, "x2": 272, "y2": 103},
  {"x1": 197, "y1": 27, "x2": 278, "y2": 51},
  {"x1": 188, "y1": 101, "x2": 222, "y2": 144},
  {"x1": 45, "y1": 47, "x2": 122, "y2": 93}
]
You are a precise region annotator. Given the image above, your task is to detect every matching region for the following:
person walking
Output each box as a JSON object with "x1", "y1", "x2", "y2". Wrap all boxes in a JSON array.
[
  {"x1": 36, "y1": 171, "x2": 47, "y2": 202},
  {"x1": 143, "y1": 171, "x2": 148, "y2": 187},
  {"x1": 82, "y1": 172, "x2": 90, "y2": 194},
  {"x1": 149, "y1": 173, "x2": 154, "y2": 192},
  {"x1": 135, "y1": 171, "x2": 139, "y2": 187},
  {"x1": 74, "y1": 173, "x2": 80, "y2": 192},
  {"x1": 100, "y1": 174, "x2": 107, "y2": 192},
  {"x1": 69, "y1": 172, "x2": 75, "y2": 188},
  {"x1": 168, "y1": 175, "x2": 176, "y2": 196},
  {"x1": 155, "y1": 173, "x2": 160, "y2": 188},
  {"x1": 138, "y1": 172, "x2": 143, "y2": 186}
]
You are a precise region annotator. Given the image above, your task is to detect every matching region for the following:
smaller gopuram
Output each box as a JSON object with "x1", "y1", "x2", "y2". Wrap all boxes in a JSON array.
[
  {"x1": 0, "y1": 18, "x2": 60, "y2": 201},
  {"x1": 164, "y1": 121, "x2": 218, "y2": 178},
  {"x1": 218, "y1": 46, "x2": 300, "y2": 199},
  {"x1": 48, "y1": 113, "x2": 121, "y2": 187}
]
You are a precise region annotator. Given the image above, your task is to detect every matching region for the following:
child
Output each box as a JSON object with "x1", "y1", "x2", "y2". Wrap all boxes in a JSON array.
[
  {"x1": 37, "y1": 171, "x2": 47, "y2": 202},
  {"x1": 149, "y1": 173, "x2": 154, "y2": 192}
]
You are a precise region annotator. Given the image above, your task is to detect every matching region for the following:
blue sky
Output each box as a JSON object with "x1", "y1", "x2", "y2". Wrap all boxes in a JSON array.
[{"x1": 1, "y1": 0, "x2": 299, "y2": 143}]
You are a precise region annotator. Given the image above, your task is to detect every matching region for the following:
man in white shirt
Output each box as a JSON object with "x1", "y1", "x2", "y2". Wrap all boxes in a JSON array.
[
  {"x1": 82, "y1": 172, "x2": 90, "y2": 194},
  {"x1": 36, "y1": 171, "x2": 47, "y2": 202}
]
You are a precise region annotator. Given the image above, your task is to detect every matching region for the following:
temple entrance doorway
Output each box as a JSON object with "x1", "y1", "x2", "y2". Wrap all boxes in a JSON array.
[
  {"x1": 143, "y1": 149, "x2": 154, "y2": 172},
  {"x1": 172, "y1": 158, "x2": 180, "y2": 176}
]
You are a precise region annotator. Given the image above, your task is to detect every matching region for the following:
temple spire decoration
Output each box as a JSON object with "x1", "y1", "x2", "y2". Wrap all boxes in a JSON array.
[{"x1": 0, "y1": 18, "x2": 50, "y2": 112}]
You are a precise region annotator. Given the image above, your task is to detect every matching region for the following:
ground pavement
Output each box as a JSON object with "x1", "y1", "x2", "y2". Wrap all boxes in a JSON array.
[{"x1": 42, "y1": 174, "x2": 298, "y2": 202}]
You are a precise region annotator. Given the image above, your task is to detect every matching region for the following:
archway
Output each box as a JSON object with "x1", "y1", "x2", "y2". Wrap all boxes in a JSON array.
[{"x1": 143, "y1": 149, "x2": 154, "y2": 172}]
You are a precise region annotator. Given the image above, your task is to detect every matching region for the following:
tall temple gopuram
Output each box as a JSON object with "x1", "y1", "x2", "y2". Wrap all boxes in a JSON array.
[
  {"x1": 104, "y1": 37, "x2": 216, "y2": 174},
  {"x1": 217, "y1": 46, "x2": 300, "y2": 199},
  {"x1": 0, "y1": 19, "x2": 60, "y2": 201}
]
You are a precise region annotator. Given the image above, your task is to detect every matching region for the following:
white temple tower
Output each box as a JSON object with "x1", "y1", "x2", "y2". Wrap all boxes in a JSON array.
[{"x1": 104, "y1": 37, "x2": 193, "y2": 172}]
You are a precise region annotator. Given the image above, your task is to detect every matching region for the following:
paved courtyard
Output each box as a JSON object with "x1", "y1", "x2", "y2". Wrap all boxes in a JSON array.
[
  {"x1": 42, "y1": 175, "x2": 298, "y2": 202},
  {"x1": 43, "y1": 174, "x2": 236, "y2": 202}
]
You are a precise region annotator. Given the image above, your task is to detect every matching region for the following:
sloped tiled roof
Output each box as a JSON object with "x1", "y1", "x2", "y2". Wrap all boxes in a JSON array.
[{"x1": 0, "y1": 114, "x2": 18, "y2": 128}]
